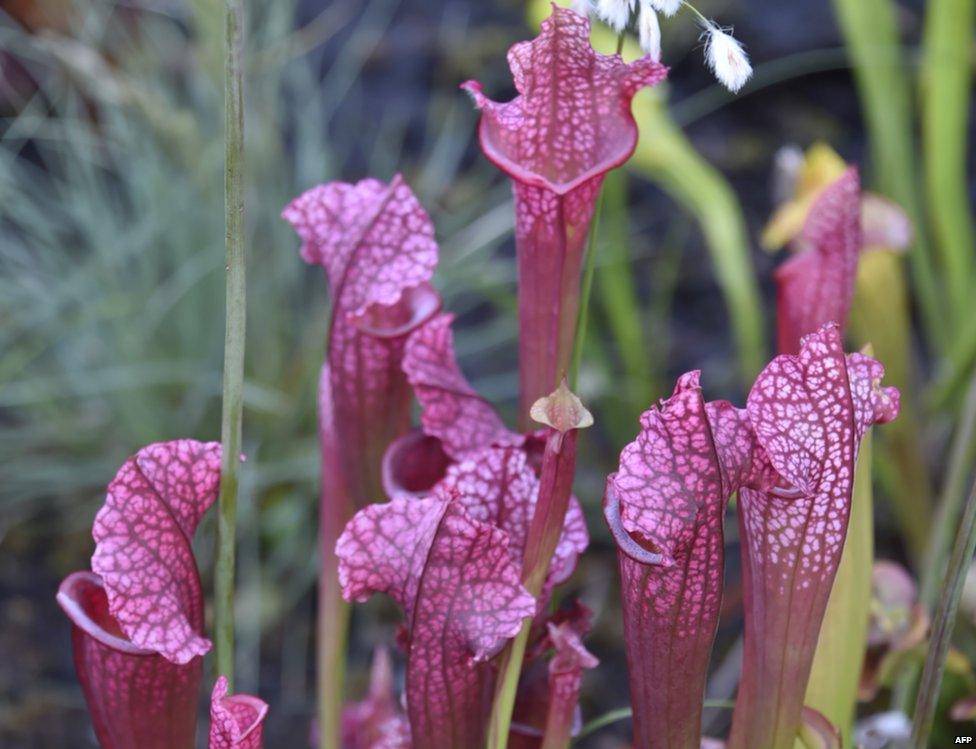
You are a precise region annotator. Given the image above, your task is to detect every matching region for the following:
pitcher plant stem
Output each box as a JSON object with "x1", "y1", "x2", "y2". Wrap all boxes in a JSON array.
[
  {"x1": 894, "y1": 374, "x2": 976, "y2": 711},
  {"x1": 912, "y1": 473, "x2": 976, "y2": 747},
  {"x1": 215, "y1": 0, "x2": 246, "y2": 687},
  {"x1": 318, "y1": 500, "x2": 351, "y2": 749},
  {"x1": 487, "y1": 387, "x2": 589, "y2": 749}
]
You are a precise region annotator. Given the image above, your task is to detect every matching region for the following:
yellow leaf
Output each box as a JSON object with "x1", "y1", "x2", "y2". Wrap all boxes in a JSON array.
[{"x1": 761, "y1": 143, "x2": 847, "y2": 250}]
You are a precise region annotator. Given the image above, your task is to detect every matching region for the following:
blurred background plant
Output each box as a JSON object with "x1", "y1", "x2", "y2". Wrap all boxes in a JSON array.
[{"x1": 0, "y1": 0, "x2": 972, "y2": 746}]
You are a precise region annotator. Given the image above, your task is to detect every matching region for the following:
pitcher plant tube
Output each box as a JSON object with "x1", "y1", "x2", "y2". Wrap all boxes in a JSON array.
[
  {"x1": 604, "y1": 370, "x2": 776, "y2": 749},
  {"x1": 283, "y1": 174, "x2": 441, "y2": 748},
  {"x1": 56, "y1": 440, "x2": 268, "y2": 749},
  {"x1": 603, "y1": 325, "x2": 898, "y2": 748},
  {"x1": 729, "y1": 326, "x2": 899, "y2": 749}
]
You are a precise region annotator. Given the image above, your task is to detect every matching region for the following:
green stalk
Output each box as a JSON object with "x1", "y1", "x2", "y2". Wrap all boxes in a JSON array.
[
  {"x1": 629, "y1": 95, "x2": 766, "y2": 384},
  {"x1": 894, "y1": 373, "x2": 976, "y2": 713},
  {"x1": 568, "y1": 30, "x2": 623, "y2": 389},
  {"x1": 487, "y1": 389, "x2": 589, "y2": 749},
  {"x1": 214, "y1": 0, "x2": 246, "y2": 686},
  {"x1": 569, "y1": 189, "x2": 605, "y2": 390},
  {"x1": 317, "y1": 504, "x2": 351, "y2": 749},
  {"x1": 921, "y1": 0, "x2": 976, "y2": 326},
  {"x1": 487, "y1": 625, "x2": 531, "y2": 749},
  {"x1": 831, "y1": 0, "x2": 945, "y2": 350},
  {"x1": 850, "y1": 251, "x2": 933, "y2": 560},
  {"x1": 596, "y1": 171, "x2": 657, "y2": 413},
  {"x1": 922, "y1": 373, "x2": 976, "y2": 608},
  {"x1": 912, "y1": 473, "x2": 976, "y2": 747}
]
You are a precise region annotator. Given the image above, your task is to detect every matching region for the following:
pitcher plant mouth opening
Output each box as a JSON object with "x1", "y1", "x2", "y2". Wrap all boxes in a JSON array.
[
  {"x1": 460, "y1": 7, "x2": 667, "y2": 197},
  {"x1": 53, "y1": 440, "x2": 262, "y2": 749},
  {"x1": 603, "y1": 486, "x2": 668, "y2": 567},
  {"x1": 210, "y1": 677, "x2": 269, "y2": 748},
  {"x1": 57, "y1": 572, "x2": 156, "y2": 657},
  {"x1": 381, "y1": 428, "x2": 452, "y2": 497},
  {"x1": 461, "y1": 78, "x2": 646, "y2": 198},
  {"x1": 768, "y1": 483, "x2": 806, "y2": 500},
  {"x1": 355, "y1": 281, "x2": 441, "y2": 339}
]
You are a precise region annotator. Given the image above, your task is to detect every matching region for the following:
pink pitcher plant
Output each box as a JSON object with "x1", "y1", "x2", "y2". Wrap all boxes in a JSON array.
[
  {"x1": 283, "y1": 174, "x2": 441, "y2": 745},
  {"x1": 600, "y1": 143, "x2": 903, "y2": 748},
  {"x1": 57, "y1": 440, "x2": 267, "y2": 749},
  {"x1": 388, "y1": 311, "x2": 591, "y2": 611},
  {"x1": 53, "y1": 5, "x2": 925, "y2": 748},
  {"x1": 462, "y1": 5, "x2": 667, "y2": 425},
  {"x1": 336, "y1": 278, "x2": 590, "y2": 747},
  {"x1": 766, "y1": 145, "x2": 912, "y2": 355},
  {"x1": 606, "y1": 325, "x2": 899, "y2": 748},
  {"x1": 338, "y1": 307, "x2": 595, "y2": 747}
]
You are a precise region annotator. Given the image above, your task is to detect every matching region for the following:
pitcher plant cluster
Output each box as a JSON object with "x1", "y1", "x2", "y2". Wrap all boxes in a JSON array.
[{"x1": 57, "y1": 6, "x2": 925, "y2": 749}]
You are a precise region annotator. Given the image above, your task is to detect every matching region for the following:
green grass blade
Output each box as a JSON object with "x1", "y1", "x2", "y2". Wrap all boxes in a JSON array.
[
  {"x1": 595, "y1": 170, "x2": 657, "y2": 409},
  {"x1": 921, "y1": 373, "x2": 976, "y2": 609},
  {"x1": 926, "y1": 316, "x2": 976, "y2": 412},
  {"x1": 215, "y1": 0, "x2": 247, "y2": 688},
  {"x1": 921, "y1": 0, "x2": 976, "y2": 326},
  {"x1": 912, "y1": 473, "x2": 976, "y2": 747},
  {"x1": 850, "y1": 251, "x2": 933, "y2": 559},
  {"x1": 630, "y1": 94, "x2": 766, "y2": 385},
  {"x1": 831, "y1": 0, "x2": 945, "y2": 350}
]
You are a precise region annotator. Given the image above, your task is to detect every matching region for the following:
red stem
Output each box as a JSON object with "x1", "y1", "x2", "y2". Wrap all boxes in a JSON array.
[{"x1": 522, "y1": 427, "x2": 579, "y2": 597}]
